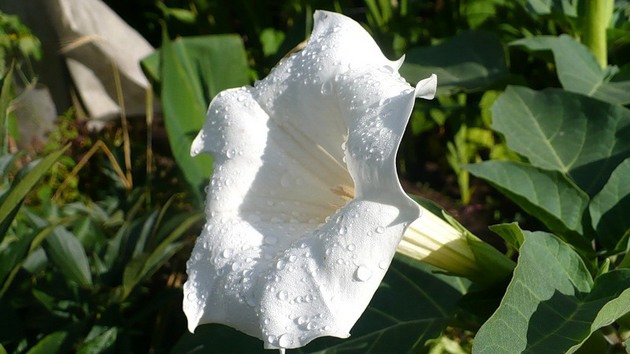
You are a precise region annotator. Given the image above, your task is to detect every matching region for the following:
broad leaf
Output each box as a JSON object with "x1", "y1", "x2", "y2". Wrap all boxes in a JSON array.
[
  {"x1": 45, "y1": 226, "x2": 92, "y2": 286},
  {"x1": 142, "y1": 35, "x2": 250, "y2": 205},
  {"x1": 400, "y1": 31, "x2": 507, "y2": 95},
  {"x1": 466, "y1": 161, "x2": 589, "y2": 239},
  {"x1": 473, "y1": 230, "x2": 630, "y2": 354},
  {"x1": 511, "y1": 35, "x2": 630, "y2": 105},
  {"x1": 491, "y1": 86, "x2": 630, "y2": 196},
  {"x1": 589, "y1": 158, "x2": 630, "y2": 249}
]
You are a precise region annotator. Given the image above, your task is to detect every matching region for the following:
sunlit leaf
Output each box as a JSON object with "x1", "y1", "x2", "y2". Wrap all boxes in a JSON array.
[
  {"x1": 511, "y1": 35, "x2": 630, "y2": 105},
  {"x1": 491, "y1": 86, "x2": 630, "y2": 196},
  {"x1": 466, "y1": 161, "x2": 589, "y2": 240},
  {"x1": 474, "y1": 230, "x2": 630, "y2": 354}
]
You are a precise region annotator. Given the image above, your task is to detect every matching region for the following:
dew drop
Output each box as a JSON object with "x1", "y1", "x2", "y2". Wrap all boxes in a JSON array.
[
  {"x1": 278, "y1": 333, "x2": 293, "y2": 348},
  {"x1": 339, "y1": 226, "x2": 348, "y2": 235},
  {"x1": 375, "y1": 226, "x2": 385, "y2": 234},
  {"x1": 355, "y1": 265, "x2": 373, "y2": 282},
  {"x1": 289, "y1": 255, "x2": 297, "y2": 263},
  {"x1": 277, "y1": 290, "x2": 289, "y2": 301},
  {"x1": 379, "y1": 260, "x2": 389, "y2": 270},
  {"x1": 276, "y1": 259, "x2": 286, "y2": 270},
  {"x1": 346, "y1": 243, "x2": 356, "y2": 251},
  {"x1": 297, "y1": 316, "x2": 308, "y2": 325},
  {"x1": 237, "y1": 95, "x2": 246, "y2": 102},
  {"x1": 221, "y1": 248, "x2": 233, "y2": 258},
  {"x1": 266, "y1": 334, "x2": 276, "y2": 343}
]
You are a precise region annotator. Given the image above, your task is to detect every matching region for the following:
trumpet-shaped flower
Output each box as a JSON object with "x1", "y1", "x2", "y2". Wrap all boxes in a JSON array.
[{"x1": 184, "y1": 10, "x2": 437, "y2": 350}]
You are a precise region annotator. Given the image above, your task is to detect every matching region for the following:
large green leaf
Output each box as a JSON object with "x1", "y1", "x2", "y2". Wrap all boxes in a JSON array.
[
  {"x1": 589, "y1": 158, "x2": 630, "y2": 249},
  {"x1": 171, "y1": 259, "x2": 469, "y2": 353},
  {"x1": 141, "y1": 34, "x2": 250, "y2": 205},
  {"x1": 0, "y1": 146, "x2": 68, "y2": 239},
  {"x1": 44, "y1": 226, "x2": 93, "y2": 286},
  {"x1": 473, "y1": 230, "x2": 630, "y2": 354},
  {"x1": 491, "y1": 86, "x2": 630, "y2": 196},
  {"x1": 466, "y1": 161, "x2": 589, "y2": 239},
  {"x1": 400, "y1": 31, "x2": 507, "y2": 95},
  {"x1": 511, "y1": 35, "x2": 630, "y2": 105}
]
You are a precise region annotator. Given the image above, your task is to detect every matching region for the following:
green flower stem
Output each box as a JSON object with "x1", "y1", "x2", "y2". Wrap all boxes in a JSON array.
[{"x1": 581, "y1": 0, "x2": 613, "y2": 68}]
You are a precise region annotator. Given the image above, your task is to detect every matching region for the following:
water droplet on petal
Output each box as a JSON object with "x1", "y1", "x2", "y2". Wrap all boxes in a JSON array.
[
  {"x1": 296, "y1": 316, "x2": 308, "y2": 326},
  {"x1": 379, "y1": 261, "x2": 389, "y2": 270},
  {"x1": 278, "y1": 333, "x2": 294, "y2": 348},
  {"x1": 339, "y1": 226, "x2": 347, "y2": 235},
  {"x1": 346, "y1": 243, "x2": 355, "y2": 251},
  {"x1": 276, "y1": 259, "x2": 286, "y2": 270},
  {"x1": 355, "y1": 265, "x2": 373, "y2": 282},
  {"x1": 375, "y1": 226, "x2": 385, "y2": 234},
  {"x1": 221, "y1": 248, "x2": 233, "y2": 258},
  {"x1": 277, "y1": 290, "x2": 289, "y2": 301}
]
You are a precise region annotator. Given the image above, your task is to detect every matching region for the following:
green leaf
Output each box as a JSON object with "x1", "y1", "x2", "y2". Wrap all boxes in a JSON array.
[
  {"x1": 473, "y1": 230, "x2": 630, "y2": 354},
  {"x1": 141, "y1": 34, "x2": 250, "y2": 205},
  {"x1": 489, "y1": 222, "x2": 525, "y2": 250},
  {"x1": 45, "y1": 226, "x2": 93, "y2": 286},
  {"x1": 77, "y1": 326, "x2": 118, "y2": 354},
  {"x1": 511, "y1": 35, "x2": 630, "y2": 105},
  {"x1": 490, "y1": 86, "x2": 630, "y2": 196},
  {"x1": 0, "y1": 146, "x2": 69, "y2": 239},
  {"x1": 400, "y1": 31, "x2": 507, "y2": 95},
  {"x1": 466, "y1": 161, "x2": 590, "y2": 239},
  {"x1": 25, "y1": 331, "x2": 68, "y2": 354},
  {"x1": 523, "y1": 0, "x2": 578, "y2": 17},
  {"x1": 589, "y1": 158, "x2": 630, "y2": 249}
]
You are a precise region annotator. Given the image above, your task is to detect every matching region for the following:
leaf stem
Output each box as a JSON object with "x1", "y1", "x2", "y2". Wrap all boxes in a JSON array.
[{"x1": 581, "y1": 0, "x2": 613, "y2": 68}]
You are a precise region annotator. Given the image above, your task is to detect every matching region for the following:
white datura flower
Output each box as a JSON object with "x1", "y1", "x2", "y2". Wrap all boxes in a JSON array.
[{"x1": 184, "y1": 10, "x2": 437, "y2": 350}]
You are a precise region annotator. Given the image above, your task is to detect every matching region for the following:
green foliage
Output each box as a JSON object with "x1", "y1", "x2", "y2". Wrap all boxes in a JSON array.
[
  {"x1": 141, "y1": 34, "x2": 250, "y2": 205},
  {"x1": 3, "y1": 0, "x2": 630, "y2": 353},
  {"x1": 474, "y1": 229, "x2": 630, "y2": 354}
]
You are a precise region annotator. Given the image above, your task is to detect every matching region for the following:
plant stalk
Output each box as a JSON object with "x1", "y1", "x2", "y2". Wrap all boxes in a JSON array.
[{"x1": 581, "y1": 0, "x2": 613, "y2": 68}]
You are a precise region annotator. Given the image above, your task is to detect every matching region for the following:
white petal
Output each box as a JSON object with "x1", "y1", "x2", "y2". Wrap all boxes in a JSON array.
[{"x1": 184, "y1": 10, "x2": 436, "y2": 349}]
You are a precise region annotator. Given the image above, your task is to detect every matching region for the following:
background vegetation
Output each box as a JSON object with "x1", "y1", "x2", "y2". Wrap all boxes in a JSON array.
[{"x1": 1, "y1": 0, "x2": 629, "y2": 353}]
